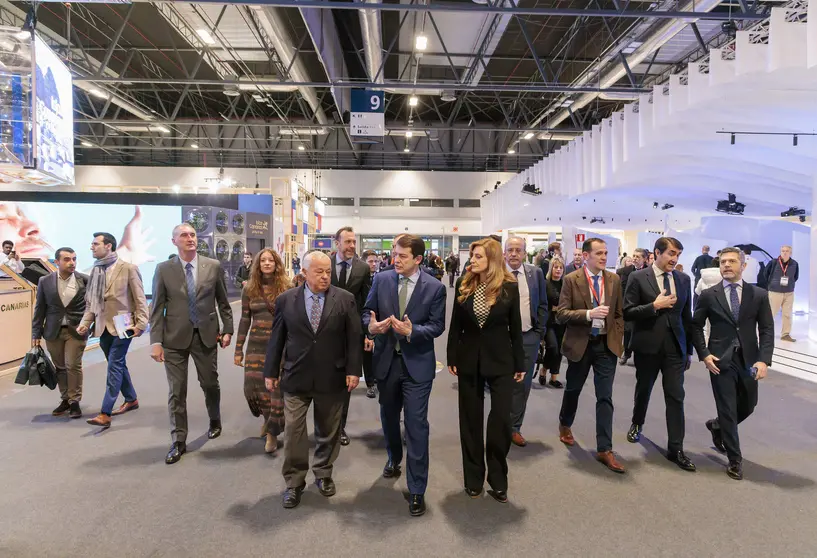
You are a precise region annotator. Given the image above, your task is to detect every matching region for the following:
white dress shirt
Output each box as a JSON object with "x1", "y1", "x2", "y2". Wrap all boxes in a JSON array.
[
  {"x1": 585, "y1": 267, "x2": 607, "y2": 335},
  {"x1": 57, "y1": 273, "x2": 78, "y2": 325},
  {"x1": 652, "y1": 263, "x2": 676, "y2": 296},
  {"x1": 722, "y1": 279, "x2": 743, "y2": 312},
  {"x1": 507, "y1": 263, "x2": 532, "y2": 332},
  {"x1": 179, "y1": 253, "x2": 199, "y2": 286}
]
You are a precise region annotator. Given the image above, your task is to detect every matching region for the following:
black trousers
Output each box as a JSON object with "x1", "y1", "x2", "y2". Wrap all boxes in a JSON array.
[
  {"x1": 544, "y1": 323, "x2": 565, "y2": 375},
  {"x1": 623, "y1": 322, "x2": 634, "y2": 359},
  {"x1": 710, "y1": 353, "x2": 758, "y2": 464},
  {"x1": 631, "y1": 334, "x2": 686, "y2": 452},
  {"x1": 341, "y1": 334, "x2": 375, "y2": 430},
  {"x1": 558, "y1": 337, "x2": 617, "y2": 452},
  {"x1": 458, "y1": 370, "x2": 514, "y2": 492}
]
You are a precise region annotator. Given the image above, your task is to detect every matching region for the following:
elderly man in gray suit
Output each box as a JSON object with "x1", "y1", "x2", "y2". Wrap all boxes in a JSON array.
[
  {"x1": 505, "y1": 236, "x2": 548, "y2": 447},
  {"x1": 265, "y1": 251, "x2": 362, "y2": 510},
  {"x1": 150, "y1": 223, "x2": 234, "y2": 465}
]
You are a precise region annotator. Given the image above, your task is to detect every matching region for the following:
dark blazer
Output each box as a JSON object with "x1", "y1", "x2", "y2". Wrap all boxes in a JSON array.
[
  {"x1": 623, "y1": 267, "x2": 694, "y2": 359},
  {"x1": 546, "y1": 279, "x2": 562, "y2": 327},
  {"x1": 264, "y1": 284, "x2": 362, "y2": 394},
  {"x1": 616, "y1": 264, "x2": 637, "y2": 294},
  {"x1": 691, "y1": 281, "x2": 774, "y2": 367},
  {"x1": 447, "y1": 279, "x2": 526, "y2": 377},
  {"x1": 556, "y1": 267, "x2": 625, "y2": 361},
  {"x1": 331, "y1": 255, "x2": 372, "y2": 317},
  {"x1": 691, "y1": 254, "x2": 714, "y2": 281},
  {"x1": 517, "y1": 263, "x2": 549, "y2": 338},
  {"x1": 363, "y1": 269, "x2": 447, "y2": 383},
  {"x1": 32, "y1": 271, "x2": 90, "y2": 341},
  {"x1": 149, "y1": 256, "x2": 234, "y2": 350}
]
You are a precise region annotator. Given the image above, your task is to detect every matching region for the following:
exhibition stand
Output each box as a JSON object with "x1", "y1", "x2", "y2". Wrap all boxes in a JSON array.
[{"x1": 0, "y1": 263, "x2": 34, "y2": 366}]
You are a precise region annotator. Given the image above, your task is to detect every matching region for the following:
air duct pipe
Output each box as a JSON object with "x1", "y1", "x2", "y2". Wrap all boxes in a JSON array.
[{"x1": 358, "y1": 0, "x2": 384, "y2": 83}]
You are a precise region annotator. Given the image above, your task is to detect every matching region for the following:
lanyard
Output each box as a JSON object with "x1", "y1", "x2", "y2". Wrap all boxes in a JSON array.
[
  {"x1": 778, "y1": 257, "x2": 789, "y2": 275},
  {"x1": 584, "y1": 267, "x2": 605, "y2": 306}
]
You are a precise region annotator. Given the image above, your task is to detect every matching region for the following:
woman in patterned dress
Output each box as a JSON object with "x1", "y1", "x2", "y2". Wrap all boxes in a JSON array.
[
  {"x1": 234, "y1": 248, "x2": 290, "y2": 454},
  {"x1": 447, "y1": 237, "x2": 526, "y2": 503}
]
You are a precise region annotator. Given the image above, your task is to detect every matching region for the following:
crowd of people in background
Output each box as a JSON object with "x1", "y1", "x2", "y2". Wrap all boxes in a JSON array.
[{"x1": 18, "y1": 223, "x2": 802, "y2": 515}]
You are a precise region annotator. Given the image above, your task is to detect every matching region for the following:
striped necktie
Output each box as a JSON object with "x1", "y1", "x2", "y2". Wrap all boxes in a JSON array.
[{"x1": 185, "y1": 263, "x2": 198, "y2": 326}]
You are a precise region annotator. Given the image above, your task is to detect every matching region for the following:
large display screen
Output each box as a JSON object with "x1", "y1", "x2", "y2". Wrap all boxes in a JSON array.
[
  {"x1": 33, "y1": 36, "x2": 74, "y2": 185},
  {"x1": 0, "y1": 202, "x2": 178, "y2": 295}
]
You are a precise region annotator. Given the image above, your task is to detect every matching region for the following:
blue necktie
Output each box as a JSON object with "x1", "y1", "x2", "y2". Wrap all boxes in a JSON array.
[
  {"x1": 591, "y1": 275, "x2": 600, "y2": 336},
  {"x1": 185, "y1": 263, "x2": 198, "y2": 326},
  {"x1": 729, "y1": 283, "x2": 740, "y2": 322},
  {"x1": 309, "y1": 294, "x2": 322, "y2": 332}
]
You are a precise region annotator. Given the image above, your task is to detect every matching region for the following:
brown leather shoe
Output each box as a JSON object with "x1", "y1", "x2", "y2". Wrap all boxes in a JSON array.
[
  {"x1": 86, "y1": 414, "x2": 111, "y2": 428},
  {"x1": 596, "y1": 451, "x2": 625, "y2": 473},
  {"x1": 559, "y1": 425, "x2": 575, "y2": 446},
  {"x1": 111, "y1": 400, "x2": 139, "y2": 416},
  {"x1": 511, "y1": 432, "x2": 527, "y2": 447}
]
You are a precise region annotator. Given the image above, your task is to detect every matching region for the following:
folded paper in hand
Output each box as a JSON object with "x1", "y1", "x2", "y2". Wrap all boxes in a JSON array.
[{"x1": 113, "y1": 312, "x2": 134, "y2": 339}]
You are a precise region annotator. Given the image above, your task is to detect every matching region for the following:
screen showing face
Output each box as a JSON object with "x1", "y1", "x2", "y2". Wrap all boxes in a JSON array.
[{"x1": 0, "y1": 202, "x2": 177, "y2": 295}]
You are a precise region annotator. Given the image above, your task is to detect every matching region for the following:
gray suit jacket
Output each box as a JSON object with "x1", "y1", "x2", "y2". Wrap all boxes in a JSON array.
[
  {"x1": 32, "y1": 271, "x2": 90, "y2": 341},
  {"x1": 149, "y1": 256, "x2": 234, "y2": 350}
]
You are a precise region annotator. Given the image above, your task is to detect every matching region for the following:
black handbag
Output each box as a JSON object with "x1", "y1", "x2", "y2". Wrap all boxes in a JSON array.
[
  {"x1": 15, "y1": 348, "x2": 38, "y2": 385},
  {"x1": 35, "y1": 346, "x2": 58, "y2": 390}
]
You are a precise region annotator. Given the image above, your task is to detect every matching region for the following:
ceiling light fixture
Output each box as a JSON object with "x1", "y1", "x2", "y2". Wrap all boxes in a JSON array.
[
  {"x1": 89, "y1": 88, "x2": 108, "y2": 99},
  {"x1": 507, "y1": 148, "x2": 516, "y2": 154},
  {"x1": 190, "y1": 143, "x2": 199, "y2": 149},
  {"x1": 172, "y1": 184, "x2": 181, "y2": 193},
  {"x1": 415, "y1": 35, "x2": 428, "y2": 51},
  {"x1": 405, "y1": 131, "x2": 413, "y2": 138},
  {"x1": 81, "y1": 141, "x2": 92, "y2": 147},
  {"x1": 154, "y1": 125, "x2": 170, "y2": 134},
  {"x1": 196, "y1": 28, "x2": 217, "y2": 45},
  {"x1": 523, "y1": 132, "x2": 534, "y2": 140},
  {"x1": 409, "y1": 96, "x2": 418, "y2": 107},
  {"x1": 298, "y1": 145, "x2": 305, "y2": 151},
  {"x1": 404, "y1": 147, "x2": 410, "y2": 153}
]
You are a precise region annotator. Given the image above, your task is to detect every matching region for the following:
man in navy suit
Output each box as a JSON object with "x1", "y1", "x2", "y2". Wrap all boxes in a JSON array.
[
  {"x1": 504, "y1": 236, "x2": 548, "y2": 447},
  {"x1": 363, "y1": 234, "x2": 446, "y2": 517}
]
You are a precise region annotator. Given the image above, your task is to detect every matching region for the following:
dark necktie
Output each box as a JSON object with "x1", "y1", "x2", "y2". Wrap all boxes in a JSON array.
[
  {"x1": 663, "y1": 271, "x2": 672, "y2": 296},
  {"x1": 729, "y1": 283, "x2": 740, "y2": 322},
  {"x1": 591, "y1": 275, "x2": 600, "y2": 336},
  {"x1": 185, "y1": 262, "x2": 198, "y2": 326},
  {"x1": 513, "y1": 270, "x2": 520, "y2": 280},
  {"x1": 339, "y1": 260, "x2": 348, "y2": 289}
]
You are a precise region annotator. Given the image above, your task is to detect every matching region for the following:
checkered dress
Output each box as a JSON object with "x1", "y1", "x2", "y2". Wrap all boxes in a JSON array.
[{"x1": 473, "y1": 282, "x2": 490, "y2": 328}]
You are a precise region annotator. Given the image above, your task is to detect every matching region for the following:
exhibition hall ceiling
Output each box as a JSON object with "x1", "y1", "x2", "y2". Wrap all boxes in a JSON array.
[{"x1": 0, "y1": 0, "x2": 769, "y2": 171}]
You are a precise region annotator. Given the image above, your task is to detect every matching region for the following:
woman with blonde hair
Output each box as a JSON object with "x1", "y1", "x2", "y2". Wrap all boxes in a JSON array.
[
  {"x1": 447, "y1": 237, "x2": 525, "y2": 503},
  {"x1": 539, "y1": 256, "x2": 566, "y2": 388},
  {"x1": 234, "y1": 248, "x2": 290, "y2": 453}
]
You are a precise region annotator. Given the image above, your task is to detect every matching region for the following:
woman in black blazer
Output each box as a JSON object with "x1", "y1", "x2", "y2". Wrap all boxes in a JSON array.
[
  {"x1": 539, "y1": 256, "x2": 566, "y2": 388},
  {"x1": 447, "y1": 237, "x2": 525, "y2": 503}
]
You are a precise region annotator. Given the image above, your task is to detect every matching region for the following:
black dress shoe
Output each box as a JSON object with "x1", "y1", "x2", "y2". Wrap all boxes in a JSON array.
[
  {"x1": 283, "y1": 485, "x2": 305, "y2": 509},
  {"x1": 667, "y1": 450, "x2": 697, "y2": 472},
  {"x1": 207, "y1": 421, "x2": 222, "y2": 439},
  {"x1": 383, "y1": 460, "x2": 402, "y2": 478},
  {"x1": 488, "y1": 489, "x2": 508, "y2": 503},
  {"x1": 409, "y1": 494, "x2": 426, "y2": 517},
  {"x1": 538, "y1": 374, "x2": 547, "y2": 386},
  {"x1": 315, "y1": 477, "x2": 336, "y2": 497},
  {"x1": 548, "y1": 379, "x2": 563, "y2": 389},
  {"x1": 339, "y1": 430, "x2": 350, "y2": 446},
  {"x1": 706, "y1": 419, "x2": 726, "y2": 453},
  {"x1": 165, "y1": 442, "x2": 186, "y2": 464},
  {"x1": 626, "y1": 423, "x2": 642, "y2": 443},
  {"x1": 464, "y1": 487, "x2": 482, "y2": 498},
  {"x1": 727, "y1": 461, "x2": 743, "y2": 480},
  {"x1": 366, "y1": 386, "x2": 377, "y2": 399},
  {"x1": 68, "y1": 401, "x2": 82, "y2": 419},
  {"x1": 52, "y1": 400, "x2": 70, "y2": 416}
]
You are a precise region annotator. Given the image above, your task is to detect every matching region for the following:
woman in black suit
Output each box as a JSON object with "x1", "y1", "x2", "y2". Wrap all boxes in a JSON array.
[
  {"x1": 448, "y1": 237, "x2": 525, "y2": 503},
  {"x1": 539, "y1": 256, "x2": 566, "y2": 388}
]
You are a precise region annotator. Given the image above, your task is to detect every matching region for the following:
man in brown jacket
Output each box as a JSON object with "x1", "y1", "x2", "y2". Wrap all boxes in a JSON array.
[{"x1": 556, "y1": 238, "x2": 626, "y2": 473}]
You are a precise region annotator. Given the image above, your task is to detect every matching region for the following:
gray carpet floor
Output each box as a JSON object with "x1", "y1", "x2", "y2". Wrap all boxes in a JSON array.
[{"x1": 2, "y1": 294, "x2": 817, "y2": 558}]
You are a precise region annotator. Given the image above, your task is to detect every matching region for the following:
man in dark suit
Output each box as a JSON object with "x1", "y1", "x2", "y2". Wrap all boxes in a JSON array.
[
  {"x1": 565, "y1": 248, "x2": 584, "y2": 275},
  {"x1": 556, "y1": 238, "x2": 626, "y2": 473},
  {"x1": 623, "y1": 238, "x2": 696, "y2": 472},
  {"x1": 331, "y1": 227, "x2": 374, "y2": 441},
  {"x1": 618, "y1": 248, "x2": 648, "y2": 366},
  {"x1": 691, "y1": 245, "x2": 713, "y2": 307},
  {"x1": 691, "y1": 247, "x2": 774, "y2": 480},
  {"x1": 504, "y1": 236, "x2": 548, "y2": 447},
  {"x1": 265, "y1": 251, "x2": 362, "y2": 508},
  {"x1": 31, "y1": 247, "x2": 89, "y2": 419},
  {"x1": 149, "y1": 223, "x2": 234, "y2": 465},
  {"x1": 363, "y1": 234, "x2": 446, "y2": 517}
]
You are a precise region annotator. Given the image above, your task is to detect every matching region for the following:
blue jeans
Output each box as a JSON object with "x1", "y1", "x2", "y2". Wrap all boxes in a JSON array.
[{"x1": 99, "y1": 330, "x2": 137, "y2": 416}]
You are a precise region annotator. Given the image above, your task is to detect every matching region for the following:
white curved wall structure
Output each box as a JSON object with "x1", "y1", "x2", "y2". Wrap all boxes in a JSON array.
[{"x1": 482, "y1": 0, "x2": 817, "y2": 340}]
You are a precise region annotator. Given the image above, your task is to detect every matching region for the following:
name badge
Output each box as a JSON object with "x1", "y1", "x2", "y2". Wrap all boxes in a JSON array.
[
  {"x1": 780, "y1": 277, "x2": 789, "y2": 287},
  {"x1": 592, "y1": 318, "x2": 605, "y2": 329}
]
